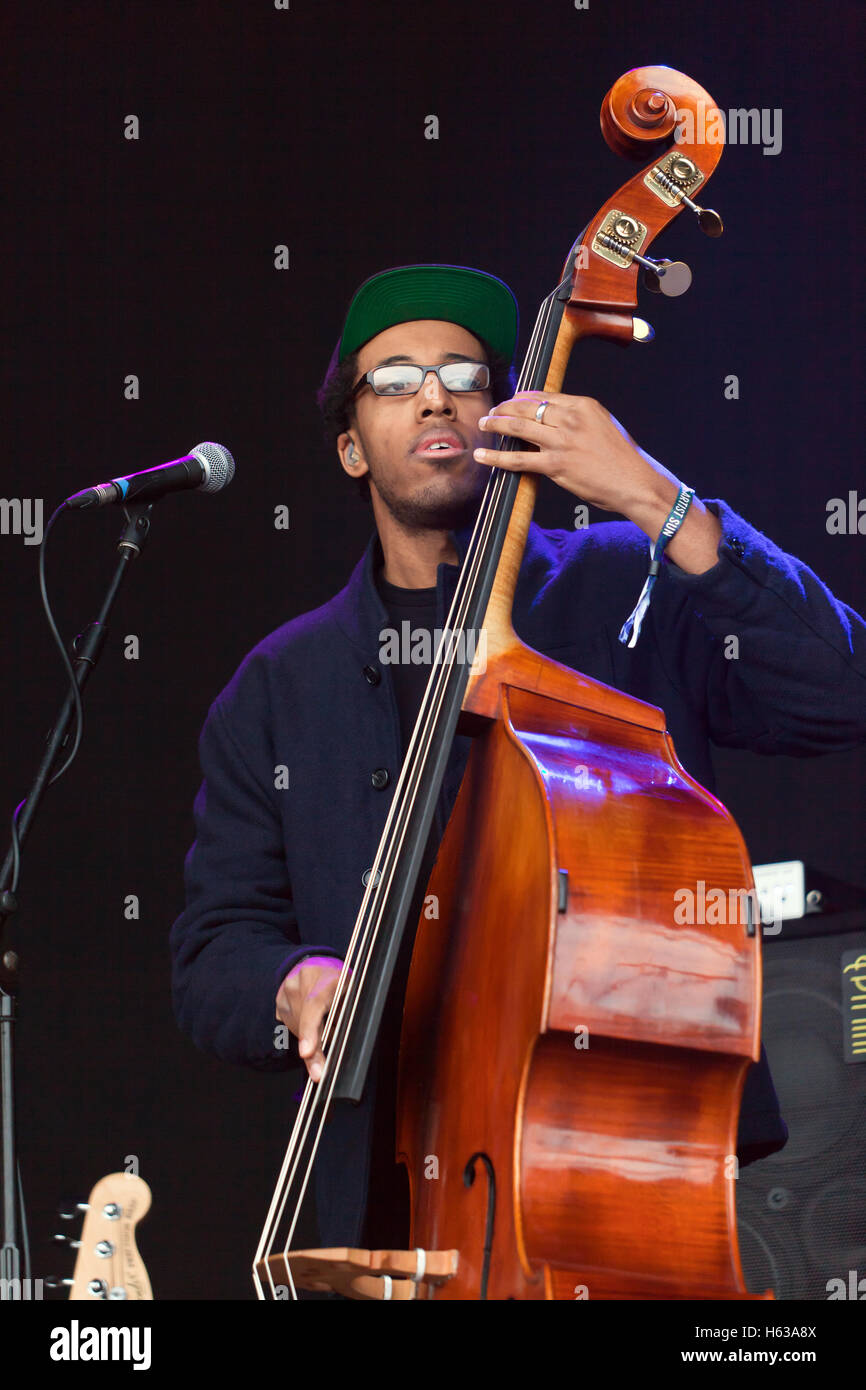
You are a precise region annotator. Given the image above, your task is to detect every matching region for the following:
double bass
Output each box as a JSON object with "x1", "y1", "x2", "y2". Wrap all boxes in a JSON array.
[{"x1": 253, "y1": 64, "x2": 773, "y2": 1302}]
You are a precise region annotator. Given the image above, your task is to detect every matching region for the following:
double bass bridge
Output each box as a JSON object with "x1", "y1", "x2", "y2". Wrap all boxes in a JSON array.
[{"x1": 257, "y1": 1247, "x2": 459, "y2": 1301}]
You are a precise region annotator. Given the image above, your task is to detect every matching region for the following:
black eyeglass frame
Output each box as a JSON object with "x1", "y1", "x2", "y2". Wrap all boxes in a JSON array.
[{"x1": 350, "y1": 360, "x2": 491, "y2": 400}]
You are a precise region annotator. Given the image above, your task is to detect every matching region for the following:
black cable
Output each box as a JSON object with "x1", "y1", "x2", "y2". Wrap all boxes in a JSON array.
[{"x1": 7, "y1": 502, "x2": 82, "y2": 895}]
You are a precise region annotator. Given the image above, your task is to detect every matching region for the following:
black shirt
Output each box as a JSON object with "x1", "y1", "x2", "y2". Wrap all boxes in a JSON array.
[{"x1": 359, "y1": 565, "x2": 441, "y2": 1250}]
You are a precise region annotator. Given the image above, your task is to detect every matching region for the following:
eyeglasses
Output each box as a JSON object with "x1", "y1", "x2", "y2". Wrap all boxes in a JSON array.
[{"x1": 351, "y1": 360, "x2": 491, "y2": 399}]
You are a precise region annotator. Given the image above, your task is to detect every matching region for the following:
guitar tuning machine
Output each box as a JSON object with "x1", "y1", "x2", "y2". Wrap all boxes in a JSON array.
[
  {"x1": 57, "y1": 1196, "x2": 89, "y2": 1221},
  {"x1": 51, "y1": 1231, "x2": 82, "y2": 1247},
  {"x1": 78, "y1": 1279, "x2": 127, "y2": 1300}
]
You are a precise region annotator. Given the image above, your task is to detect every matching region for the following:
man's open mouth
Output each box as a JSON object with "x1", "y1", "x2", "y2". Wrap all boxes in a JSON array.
[{"x1": 413, "y1": 432, "x2": 466, "y2": 458}]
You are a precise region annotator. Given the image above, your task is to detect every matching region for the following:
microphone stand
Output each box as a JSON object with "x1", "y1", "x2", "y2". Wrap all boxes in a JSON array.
[{"x1": 0, "y1": 501, "x2": 154, "y2": 1297}]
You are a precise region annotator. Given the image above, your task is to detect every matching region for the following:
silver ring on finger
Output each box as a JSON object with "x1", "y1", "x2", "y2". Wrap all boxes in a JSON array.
[{"x1": 535, "y1": 399, "x2": 550, "y2": 424}]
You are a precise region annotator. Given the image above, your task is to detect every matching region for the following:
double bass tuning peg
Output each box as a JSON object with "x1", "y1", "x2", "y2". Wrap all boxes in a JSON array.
[
  {"x1": 696, "y1": 206, "x2": 724, "y2": 237},
  {"x1": 642, "y1": 259, "x2": 693, "y2": 298},
  {"x1": 664, "y1": 180, "x2": 723, "y2": 239},
  {"x1": 595, "y1": 227, "x2": 693, "y2": 299},
  {"x1": 646, "y1": 158, "x2": 724, "y2": 238}
]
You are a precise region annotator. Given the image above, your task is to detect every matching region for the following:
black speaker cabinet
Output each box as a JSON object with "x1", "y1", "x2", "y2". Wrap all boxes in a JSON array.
[{"x1": 738, "y1": 911, "x2": 866, "y2": 1300}]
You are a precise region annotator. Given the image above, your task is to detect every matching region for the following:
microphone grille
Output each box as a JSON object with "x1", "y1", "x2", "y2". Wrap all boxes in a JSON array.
[{"x1": 191, "y1": 441, "x2": 236, "y2": 494}]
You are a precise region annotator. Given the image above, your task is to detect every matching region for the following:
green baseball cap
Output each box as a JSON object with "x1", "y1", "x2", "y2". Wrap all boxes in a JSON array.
[{"x1": 338, "y1": 263, "x2": 518, "y2": 364}]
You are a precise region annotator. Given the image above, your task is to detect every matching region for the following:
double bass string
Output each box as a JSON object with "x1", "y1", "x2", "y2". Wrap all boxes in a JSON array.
[
  {"x1": 253, "y1": 284, "x2": 563, "y2": 1299},
  {"x1": 251, "y1": 445, "x2": 509, "y2": 1295},
  {"x1": 251, "y1": 431, "x2": 517, "y2": 1294}
]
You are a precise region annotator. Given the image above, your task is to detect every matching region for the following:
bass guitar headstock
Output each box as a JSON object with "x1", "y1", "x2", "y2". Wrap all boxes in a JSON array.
[{"x1": 50, "y1": 1172, "x2": 153, "y2": 1301}]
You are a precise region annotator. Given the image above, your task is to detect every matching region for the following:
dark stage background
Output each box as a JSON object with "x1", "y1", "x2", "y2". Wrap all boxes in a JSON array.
[{"x1": 3, "y1": 1, "x2": 864, "y2": 1302}]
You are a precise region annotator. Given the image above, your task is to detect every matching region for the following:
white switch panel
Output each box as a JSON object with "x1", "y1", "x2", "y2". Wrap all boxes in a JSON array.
[{"x1": 752, "y1": 859, "x2": 806, "y2": 933}]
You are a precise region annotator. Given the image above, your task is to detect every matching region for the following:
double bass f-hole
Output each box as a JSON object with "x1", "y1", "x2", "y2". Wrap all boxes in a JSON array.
[{"x1": 463, "y1": 1152, "x2": 496, "y2": 1302}]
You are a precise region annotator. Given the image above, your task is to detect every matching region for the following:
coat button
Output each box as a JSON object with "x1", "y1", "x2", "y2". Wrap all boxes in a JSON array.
[
  {"x1": 362, "y1": 664, "x2": 381, "y2": 686},
  {"x1": 728, "y1": 536, "x2": 745, "y2": 557},
  {"x1": 371, "y1": 767, "x2": 390, "y2": 790}
]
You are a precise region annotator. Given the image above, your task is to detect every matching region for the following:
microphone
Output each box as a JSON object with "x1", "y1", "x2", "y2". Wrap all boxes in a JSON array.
[{"x1": 65, "y1": 442, "x2": 236, "y2": 509}]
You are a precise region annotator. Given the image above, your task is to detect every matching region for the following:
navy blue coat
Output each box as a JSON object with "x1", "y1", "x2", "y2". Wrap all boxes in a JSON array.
[{"x1": 170, "y1": 499, "x2": 866, "y2": 1246}]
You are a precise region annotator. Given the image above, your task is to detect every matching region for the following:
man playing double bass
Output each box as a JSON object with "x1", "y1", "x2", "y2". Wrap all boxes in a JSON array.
[{"x1": 170, "y1": 263, "x2": 866, "y2": 1261}]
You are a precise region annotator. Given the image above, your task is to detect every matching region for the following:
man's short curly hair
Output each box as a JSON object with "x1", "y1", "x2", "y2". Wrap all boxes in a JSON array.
[{"x1": 316, "y1": 333, "x2": 517, "y2": 503}]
